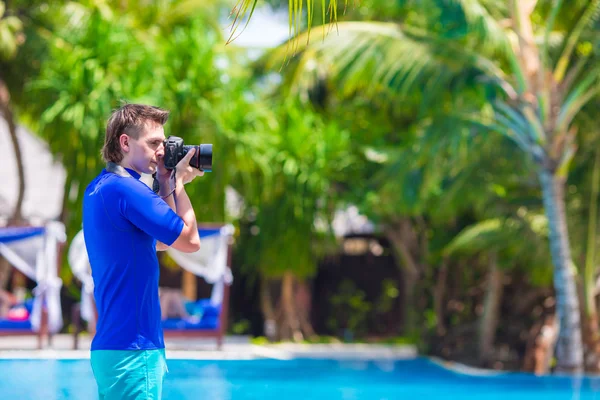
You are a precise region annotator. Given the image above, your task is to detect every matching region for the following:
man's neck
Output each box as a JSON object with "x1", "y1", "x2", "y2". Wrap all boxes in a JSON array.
[{"x1": 118, "y1": 160, "x2": 142, "y2": 176}]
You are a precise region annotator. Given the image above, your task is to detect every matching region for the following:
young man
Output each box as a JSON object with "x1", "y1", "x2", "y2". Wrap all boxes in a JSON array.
[{"x1": 83, "y1": 104, "x2": 203, "y2": 399}]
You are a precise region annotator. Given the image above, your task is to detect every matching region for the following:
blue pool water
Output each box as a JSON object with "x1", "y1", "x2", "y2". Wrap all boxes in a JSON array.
[{"x1": 1, "y1": 357, "x2": 600, "y2": 399}]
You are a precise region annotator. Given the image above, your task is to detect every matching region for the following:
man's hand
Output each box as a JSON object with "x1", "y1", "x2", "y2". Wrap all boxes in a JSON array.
[
  {"x1": 154, "y1": 149, "x2": 202, "y2": 254},
  {"x1": 175, "y1": 148, "x2": 204, "y2": 185},
  {"x1": 156, "y1": 159, "x2": 171, "y2": 182}
]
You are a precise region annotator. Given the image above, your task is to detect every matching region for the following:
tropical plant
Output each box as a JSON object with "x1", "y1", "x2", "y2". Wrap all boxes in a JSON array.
[
  {"x1": 256, "y1": 0, "x2": 600, "y2": 372},
  {"x1": 6, "y1": 1, "x2": 236, "y2": 290},
  {"x1": 234, "y1": 98, "x2": 354, "y2": 340}
]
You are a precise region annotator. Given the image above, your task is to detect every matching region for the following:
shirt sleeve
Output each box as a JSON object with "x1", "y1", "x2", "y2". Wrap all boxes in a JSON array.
[{"x1": 118, "y1": 180, "x2": 185, "y2": 246}]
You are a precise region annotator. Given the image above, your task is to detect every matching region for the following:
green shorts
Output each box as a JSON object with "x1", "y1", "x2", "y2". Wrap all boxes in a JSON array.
[{"x1": 90, "y1": 349, "x2": 168, "y2": 400}]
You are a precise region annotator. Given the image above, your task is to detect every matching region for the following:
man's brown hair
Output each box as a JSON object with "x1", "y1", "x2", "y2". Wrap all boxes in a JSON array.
[{"x1": 102, "y1": 103, "x2": 170, "y2": 163}]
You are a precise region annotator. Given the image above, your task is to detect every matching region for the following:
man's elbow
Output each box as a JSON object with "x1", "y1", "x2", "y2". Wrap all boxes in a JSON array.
[
  {"x1": 174, "y1": 237, "x2": 200, "y2": 253},
  {"x1": 187, "y1": 238, "x2": 201, "y2": 253},
  {"x1": 156, "y1": 241, "x2": 169, "y2": 251},
  {"x1": 171, "y1": 228, "x2": 201, "y2": 253}
]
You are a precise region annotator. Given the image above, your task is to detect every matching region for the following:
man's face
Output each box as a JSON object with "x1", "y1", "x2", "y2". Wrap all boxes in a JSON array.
[{"x1": 123, "y1": 123, "x2": 166, "y2": 175}]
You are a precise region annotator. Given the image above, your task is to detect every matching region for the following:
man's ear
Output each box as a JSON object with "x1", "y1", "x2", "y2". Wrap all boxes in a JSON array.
[{"x1": 119, "y1": 134, "x2": 130, "y2": 153}]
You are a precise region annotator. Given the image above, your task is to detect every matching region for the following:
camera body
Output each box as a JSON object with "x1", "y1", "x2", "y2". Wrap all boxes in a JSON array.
[{"x1": 163, "y1": 136, "x2": 212, "y2": 172}]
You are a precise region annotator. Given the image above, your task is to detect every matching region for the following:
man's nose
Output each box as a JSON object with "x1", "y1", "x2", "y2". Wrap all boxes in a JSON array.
[{"x1": 157, "y1": 143, "x2": 165, "y2": 157}]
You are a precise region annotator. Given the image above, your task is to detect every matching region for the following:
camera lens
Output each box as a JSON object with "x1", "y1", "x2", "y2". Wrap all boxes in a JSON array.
[
  {"x1": 182, "y1": 144, "x2": 212, "y2": 171},
  {"x1": 198, "y1": 144, "x2": 212, "y2": 172}
]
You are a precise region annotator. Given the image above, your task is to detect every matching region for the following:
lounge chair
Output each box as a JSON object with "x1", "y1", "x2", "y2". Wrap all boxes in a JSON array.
[{"x1": 70, "y1": 224, "x2": 234, "y2": 350}]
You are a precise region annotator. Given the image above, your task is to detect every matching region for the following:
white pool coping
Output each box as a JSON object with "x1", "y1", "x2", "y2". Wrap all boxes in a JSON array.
[
  {"x1": 0, "y1": 346, "x2": 418, "y2": 361},
  {"x1": 0, "y1": 338, "x2": 418, "y2": 361},
  {"x1": 428, "y1": 356, "x2": 508, "y2": 376},
  {"x1": 0, "y1": 339, "x2": 530, "y2": 378}
]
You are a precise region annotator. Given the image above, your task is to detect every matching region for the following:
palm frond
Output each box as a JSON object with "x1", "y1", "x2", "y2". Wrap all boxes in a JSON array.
[
  {"x1": 444, "y1": 213, "x2": 550, "y2": 265},
  {"x1": 556, "y1": 69, "x2": 600, "y2": 133},
  {"x1": 542, "y1": 0, "x2": 563, "y2": 65},
  {"x1": 492, "y1": 103, "x2": 536, "y2": 153},
  {"x1": 260, "y1": 21, "x2": 514, "y2": 107},
  {"x1": 227, "y1": 0, "x2": 350, "y2": 45},
  {"x1": 436, "y1": 0, "x2": 512, "y2": 57},
  {"x1": 554, "y1": 0, "x2": 600, "y2": 82},
  {"x1": 444, "y1": 218, "x2": 507, "y2": 255}
]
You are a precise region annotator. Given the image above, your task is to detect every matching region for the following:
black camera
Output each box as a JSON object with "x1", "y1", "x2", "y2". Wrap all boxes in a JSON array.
[{"x1": 163, "y1": 136, "x2": 212, "y2": 172}]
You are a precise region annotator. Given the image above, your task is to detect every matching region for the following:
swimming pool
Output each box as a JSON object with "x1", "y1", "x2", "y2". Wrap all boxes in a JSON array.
[{"x1": 1, "y1": 357, "x2": 599, "y2": 399}]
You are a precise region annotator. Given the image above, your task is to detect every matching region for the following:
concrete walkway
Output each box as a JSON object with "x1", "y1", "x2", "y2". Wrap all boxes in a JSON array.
[{"x1": 0, "y1": 334, "x2": 418, "y2": 361}]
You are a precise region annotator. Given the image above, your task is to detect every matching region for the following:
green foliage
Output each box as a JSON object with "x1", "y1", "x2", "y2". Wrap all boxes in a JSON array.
[
  {"x1": 235, "y1": 99, "x2": 354, "y2": 278},
  {"x1": 444, "y1": 212, "x2": 553, "y2": 286},
  {"x1": 230, "y1": 319, "x2": 252, "y2": 334},
  {"x1": 327, "y1": 279, "x2": 372, "y2": 338},
  {"x1": 374, "y1": 278, "x2": 399, "y2": 315},
  {"x1": 229, "y1": 0, "x2": 351, "y2": 45},
  {"x1": 0, "y1": 1, "x2": 23, "y2": 60},
  {"x1": 5, "y1": 0, "x2": 600, "y2": 358},
  {"x1": 16, "y1": 3, "x2": 241, "y2": 241},
  {"x1": 250, "y1": 335, "x2": 271, "y2": 345}
]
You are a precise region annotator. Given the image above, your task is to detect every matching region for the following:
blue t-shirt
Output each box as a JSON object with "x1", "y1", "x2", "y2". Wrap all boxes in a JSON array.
[{"x1": 82, "y1": 167, "x2": 184, "y2": 351}]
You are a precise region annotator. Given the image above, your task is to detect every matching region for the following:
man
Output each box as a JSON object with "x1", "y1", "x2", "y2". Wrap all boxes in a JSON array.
[{"x1": 83, "y1": 104, "x2": 203, "y2": 399}]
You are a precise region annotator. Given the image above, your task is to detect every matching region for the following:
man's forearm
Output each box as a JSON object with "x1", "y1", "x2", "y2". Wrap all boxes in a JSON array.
[
  {"x1": 156, "y1": 179, "x2": 176, "y2": 251},
  {"x1": 156, "y1": 179, "x2": 198, "y2": 251},
  {"x1": 159, "y1": 178, "x2": 176, "y2": 213},
  {"x1": 174, "y1": 178, "x2": 198, "y2": 234}
]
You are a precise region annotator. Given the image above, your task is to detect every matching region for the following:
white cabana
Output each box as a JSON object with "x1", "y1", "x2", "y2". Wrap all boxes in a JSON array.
[
  {"x1": 68, "y1": 224, "x2": 235, "y2": 325},
  {"x1": 165, "y1": 224, "x2": 234, "y2": 306},
  {"x1": 68, "y1": 229, "x2": 95, "y2": 325},
  {"x1": 0, "y1": 222, "x2": 66, "y2": 334}
]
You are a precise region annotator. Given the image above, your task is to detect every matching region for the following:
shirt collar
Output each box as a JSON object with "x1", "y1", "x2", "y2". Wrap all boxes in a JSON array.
[
  {"x1": 105, "y1": 162, "x2": 142, "y2": 180},
  {"x1": 124, "y1": 168, "x2": 141, "y2": 180}
]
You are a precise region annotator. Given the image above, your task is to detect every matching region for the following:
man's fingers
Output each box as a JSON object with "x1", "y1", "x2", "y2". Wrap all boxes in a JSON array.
[
  {"x1": 177, "y1": 148, "x2": 196, "y2": 167},
  {"x1": 182, "y1": 148, "x2": 196, "y2": 162}
]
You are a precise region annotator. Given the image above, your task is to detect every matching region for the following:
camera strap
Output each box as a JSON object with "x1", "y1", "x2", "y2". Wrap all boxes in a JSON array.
[
  {"x1": 105, "y1": 162, "x2": 133, "y2": 178},
  {"x1": 105, "y1": 162, "x2": 161, "y2": 194}
]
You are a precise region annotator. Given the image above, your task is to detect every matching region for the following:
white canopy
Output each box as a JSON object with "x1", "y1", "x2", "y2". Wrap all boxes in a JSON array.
[
  {"x1": 68, "y1": 230, "x2": 95, "y2": 324},
  {"x1": 0, "y1": 117, "x2": 66, "y2": 225},
  {"x1": 0, "y1": 222, "x2": 66, "y2": 333},
  {"x1": 166, "y1": 224, "x2": 234, "y2": 306}
]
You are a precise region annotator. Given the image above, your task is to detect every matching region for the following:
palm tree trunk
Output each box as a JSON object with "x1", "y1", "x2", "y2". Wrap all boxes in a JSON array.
[
  {"x1": 0, "y1": 79, "x2": 25, "y2": 224},
  {"x1": 59, "y1": 173, "x2": 74, "y2": 223},
  {"x1": 539, "y1": 169, "x2": 583, "y2": 372},
  {"x1": 433, "y1": 259, "x2": 448, "y2": 336},
  {"x1": 478, "y1": 252, "x2": 503, "y2": 365},
  {"x1": 295, "y1": 279, "x2": 316, "y2": 339},
  {"x1": 386, "y1": 229, "x2": 419, "y2": 335},
  {"x1": 260, "y1": 275, "x2": 278, "y2": 341},
  {"x1": 582, "y1": 148, "x2": 600, "y2": 371},
  {"x1": 280, "y1": 271, "x2": 303, "y2": 342},
  {"x1": 385, "y1": 220, "x2": 422, "y2": 335},
  {"x1": 0, "y1": 78, "x2": 25, "y2": 293}
]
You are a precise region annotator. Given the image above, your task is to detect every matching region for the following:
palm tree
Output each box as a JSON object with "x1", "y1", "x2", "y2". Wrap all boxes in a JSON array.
[
  {"x1": 233, "y1": 98, "x2": 354, "y2": 340},
  {"x1": 253, "y1": 0, "x2": 600, "y2": 372},
  {"x1": 0, "y1": 1, "x2": 25, "y2": 224},
  {"x1": 445, "y1": 209, "x2": 554, "y2": 367},
  {"x1": 227, "y1": 0, "x2": 350, "y2": 44},
  {"x1": 21, "y1": 1, "x2": 229, "y2": 239}
]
